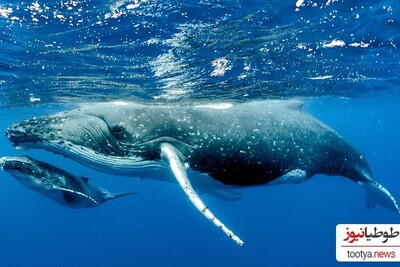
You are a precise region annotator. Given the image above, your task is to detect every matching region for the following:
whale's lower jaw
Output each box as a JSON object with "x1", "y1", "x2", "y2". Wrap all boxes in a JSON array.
[{"x1": 14, "y1": 140, "x2": 170, "y2": 179}]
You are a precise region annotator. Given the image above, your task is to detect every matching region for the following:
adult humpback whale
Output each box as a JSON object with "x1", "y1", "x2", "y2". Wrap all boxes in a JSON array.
[
  {"x1": 4, "y1": 100, "x2": 400, "y2": 245},
  {"x1": 0, "y1": 155, "x2": 135, "y2": 208}
]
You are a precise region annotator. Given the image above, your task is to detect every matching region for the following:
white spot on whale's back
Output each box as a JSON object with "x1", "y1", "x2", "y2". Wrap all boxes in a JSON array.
[
  {"x1": 195, "y1": 103, "x2": 233, "y2": 110},
  {"x1": 112, "y1": 101, "x2": 129, "y2": 106}
]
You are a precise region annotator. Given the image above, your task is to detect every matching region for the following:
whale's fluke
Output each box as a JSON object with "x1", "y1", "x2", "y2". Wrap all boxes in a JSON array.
[{"x1": 360, "y1": 181, "x2": 400, "y2": 214}]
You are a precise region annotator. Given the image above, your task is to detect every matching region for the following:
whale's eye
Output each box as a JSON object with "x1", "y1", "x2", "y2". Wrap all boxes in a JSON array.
[{"x1": 111, "y1": 125, "x2": 124, "y2": 134}]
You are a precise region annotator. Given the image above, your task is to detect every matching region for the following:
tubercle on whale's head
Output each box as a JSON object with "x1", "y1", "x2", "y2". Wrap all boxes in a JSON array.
[{"x1": 5, "y1": 117, "x2": 43, "y2": 149}]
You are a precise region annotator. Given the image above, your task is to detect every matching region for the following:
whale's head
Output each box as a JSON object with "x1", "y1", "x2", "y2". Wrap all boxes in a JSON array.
[
  {"x1": 4, "y1": 104, "x2": 160, "y2": 174},
  {"x1": 5, "y1": 111, "x2": 126, "y2": 155},
  {"x1": 0, "y1": 155, "x2": 50, "y2": 189}
]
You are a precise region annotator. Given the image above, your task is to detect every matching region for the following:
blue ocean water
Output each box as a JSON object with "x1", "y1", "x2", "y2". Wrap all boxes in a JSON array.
[{"x1": 0, "y1": 0, "x2": 399, "y2": 266}]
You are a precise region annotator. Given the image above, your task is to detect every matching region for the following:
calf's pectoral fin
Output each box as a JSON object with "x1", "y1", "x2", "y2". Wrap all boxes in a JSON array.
[
  {"x1": 359, "y1": 181, "x2": 400, "y2": 214},
  {"x1": 159, "y1": 142, "x2": 244, "y2": 246}
]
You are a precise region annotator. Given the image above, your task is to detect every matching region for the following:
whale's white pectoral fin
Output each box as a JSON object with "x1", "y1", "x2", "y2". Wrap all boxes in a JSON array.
[{"x1": 160, "y1": 142, "x2": 244, "y2": 246}]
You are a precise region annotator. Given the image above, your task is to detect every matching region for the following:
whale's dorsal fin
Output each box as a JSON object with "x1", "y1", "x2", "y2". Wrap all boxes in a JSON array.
[
  {"x1": 81, "y1": 177, "x2": 89, "y2": 183},
  {"x1": 159, "y1": 142, "x2": 244, "y2": 246}
]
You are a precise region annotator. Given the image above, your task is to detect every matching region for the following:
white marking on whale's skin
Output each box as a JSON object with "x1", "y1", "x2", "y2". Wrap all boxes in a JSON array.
[
  {"x1": 0, "y1": 158, "x2": 5, "y2": 171},
  {"x1": 267, "y1": 169, "x2": 307, "y2": 185},
  {"x1": 112, "y1": 101, "x2": 129, "y2": 106},
  {"x1": 194, "y1": 103, "x2": 233, "y2": 110},
  {"x1": 59, "y1": 187, "x2": 100, "y2": 206},
  {"x1": 160, "y1": 142, "x2": 244, "y2": 246}
]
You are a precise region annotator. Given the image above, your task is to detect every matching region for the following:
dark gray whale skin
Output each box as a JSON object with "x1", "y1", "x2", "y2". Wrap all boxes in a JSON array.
[
  {"x1": 4, "y1": 101, "x2": 369, "y2": 184},
  {"x1": 4, "y1": 100, "x2": 399, "y2": 212}
]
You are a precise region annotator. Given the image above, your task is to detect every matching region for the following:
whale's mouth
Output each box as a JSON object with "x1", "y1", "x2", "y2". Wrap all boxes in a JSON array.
[{"x1": 0, "y1": 156, "x2": 43, "y2": 177}]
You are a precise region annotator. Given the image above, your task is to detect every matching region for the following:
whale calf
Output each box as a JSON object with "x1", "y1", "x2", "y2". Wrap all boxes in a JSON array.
[
  {"x1": 0, "y1": 155, "x2": 135, "y2": 208},
  {"x1": 4, "y1": 100, "x2": 399, "y2": 245}
]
